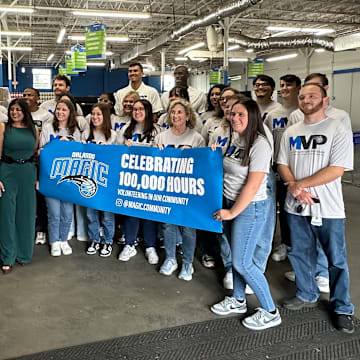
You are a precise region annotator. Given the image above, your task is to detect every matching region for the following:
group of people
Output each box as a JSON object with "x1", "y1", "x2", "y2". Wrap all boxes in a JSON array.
[{"x1": 0, "y1": 62, "x2": 355, "y2": 333}]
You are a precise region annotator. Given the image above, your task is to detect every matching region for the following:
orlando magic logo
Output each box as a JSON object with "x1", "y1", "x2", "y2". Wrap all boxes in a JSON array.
[{"x1": 57, "y1": 175, "x2": 98, "y2": 198}]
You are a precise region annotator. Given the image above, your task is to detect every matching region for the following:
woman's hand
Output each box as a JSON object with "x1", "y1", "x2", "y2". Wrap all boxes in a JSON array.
[
  {"x1": 180, "y1": 145, "x2": 191, "y2": 150},
  {"x1": 60, "y1": 136, "x2": 69, "y2": 141},
  {"x1": 35, "y1": 181, "x2": 39, "y2": 191},
  {"x1": 0, "y1": 181, "x2": 5, "y2": 196},
  {"x1": 213, "y1": 209, "x2": 234, "y2": 221},
  {"x1": 157, "y1": 144, "x2": 164, "y2": 150},
  {"x1": 81, "y1": 140, "x2": 87, "y2": 144},
  {"x1": 124, "y1": 139, "x2": 133, "y2": 146},
  {"x1": 210, "y1": 144, "x2": 217, "y2": 151}
]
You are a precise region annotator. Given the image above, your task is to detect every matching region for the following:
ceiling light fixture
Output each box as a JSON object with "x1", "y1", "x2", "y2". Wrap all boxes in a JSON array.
[
  {"x1": 0, "y1": 6, "x2": 34, "y2": 14},
  {"x1": 229, "y1": 58, "x2": 248, "y2": 62},
  {"x1": 57, "y1": 28, "x2": 66, "y2": 44},
  {"x1": 87, "y1": 62, "x2": 106, "y2": 66},
  {"x1": 0, "y1": 46, "x2": 32, "y2": 51},
  {"x1": 228, "y1": 45, "x2": 240, "y2": 51},
  {"x1": 73, "y1": 10, "x2": 150, "y2": 19},
  {"x1": 315, "y1": 48, "x2": 326, "y2": 53},
  {"x1": 175, "y1": 57, "x2": 188, "y2": 61},
  {"x1": 246, "y1": 49, "x2": 254, "y2": 53},
  {"x1": 47, "y1": 54, "x2": 54, "y2": 61},
  {"x1": 190, "y1": 57, "x2": 207, "y2": 62},
  {"x1": 68, "y1": 35, "x2": 129, "y2": 42},
  {"x1": 178, "y1": 42, "x2": 205, "y2": 55},
  {"x1": 266, "y1": 53, "x2": 298, "y2": 62},
  {"x1": 0, "y1": 31, "x2": 31, "y2": 37}
]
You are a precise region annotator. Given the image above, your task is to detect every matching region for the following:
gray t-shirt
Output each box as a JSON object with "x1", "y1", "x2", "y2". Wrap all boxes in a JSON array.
[
  {"x1": 264, "y1": 105, "x2": 297, "y2": 163},
  {"x1": 116, "y1": 122, "x2": 162, "y2": 146},
  {"x1": 82, "y1": 129, "x2": 117, "y2": 145},
  {"x1": 31, "y1": 108, "x2": 53, "y2": 130},
  {"x1": 223, "y1": 133, "x2": 271, "y2": 202},
  {"x1": 40, "y1": 99, "x2": 83, "y2": 116},
  {"x1": 154, "y1": 127, "x2": 205, "y2": 149},
  {"x1": 257, "y1": 101, "x2": 282, "y2": 120},
  {"x1": 40, "y1": 121, "x2": 82, "y2": 148},
  {"x1": 288, "y1": 105, "x2": 352, "y2": 131},
  {"x1": 277, "y1": 117, "x2": 353, "y2": 218},
  {"x1": 157, "y1": 112, "x2": 203, "y2": 133},
  {"x1": 201, "y1": 116, "x2": 223, "y2": 145}
]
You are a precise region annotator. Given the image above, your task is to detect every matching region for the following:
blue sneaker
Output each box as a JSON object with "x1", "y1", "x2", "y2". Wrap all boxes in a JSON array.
[
  {"x1": 178, "y1": 263, "x2": 194, "y2": 281},
  {"x1": 159, "y1": 258, "x2": 178, "y2": 276}
]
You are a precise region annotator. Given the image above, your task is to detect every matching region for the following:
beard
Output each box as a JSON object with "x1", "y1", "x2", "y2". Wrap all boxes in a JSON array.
[{"x1": 300, "y1": 99, "x2": 324, "y2": 115}]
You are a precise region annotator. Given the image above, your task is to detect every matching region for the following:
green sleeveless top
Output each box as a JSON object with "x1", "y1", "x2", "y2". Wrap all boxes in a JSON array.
[{"x1": 2, "y1": 126, "x2": 36, "y2": 160}]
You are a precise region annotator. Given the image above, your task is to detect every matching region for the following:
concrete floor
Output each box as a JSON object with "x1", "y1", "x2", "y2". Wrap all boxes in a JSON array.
[{"x1": 0, "y1": 183, "x2": 359, "y2": 360}]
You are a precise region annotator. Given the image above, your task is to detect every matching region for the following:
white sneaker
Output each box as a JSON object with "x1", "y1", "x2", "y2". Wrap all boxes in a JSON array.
[
  {"x1": 271, "y1": 244, "x2": 290, "y2": 262},
  {"x1": 51, "y1": 241, "x2": 61, "y2": 257},
  {"x1": 145, "y1": 247, "x2": 159, "y2": 265},
  {"x1": 211, "y1": 296, "x2": 247, "y2": 315},
  {"x1": 60, "y1": 241, "x2": 72, "y2": 255},
  {"x1": 67, "y1": 231, "x2": 74, "y2": 241},
  {"x1": 245, "y1": 285, "x2": 254, "y2": 295},
  {"x1": 118, "y1": 245, "x2": 137, "y2": 261},
  {"x1": 35, "y1": 232, "x2": 46, "y2": 245},
  {"x1": 242, "y1": 308, "x2": 281, "y2": 331},
  {"x1": 316, "y1": 276, "x2": 330, "y2": 293},
  {"x1": 223, "y1": 271, "x2": 233, "y2": 290},
  {"x1": 77, "y1": 235, "x2": 88, "y2": 242},
  {"x1": 284, "y1": 271, "x2": 295, "y2": 282}
]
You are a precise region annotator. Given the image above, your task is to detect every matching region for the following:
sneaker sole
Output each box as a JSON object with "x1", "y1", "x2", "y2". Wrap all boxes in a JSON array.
[
  {"x1": 210, "y1": 306, "x2": 247, "y2": 316},
  {"x1": 62, "y1": 251, "x2": 72, "y2": 256},
  {"x1": 100, "y1": 252, "x2": 112, "y2": 258},
  {"x1": 283, "y1": 301, "x2": 318, "y2": 311},
  {"x1": 87, "y1": 251, "x2": 97, "y2": 255},
  {"x1": 242, "y1": 316, "x2": 282, "y2": 330},
  {"x1": 51, "y1": 252, "x2": 61, "y2": 257},
  {"x1": 159, "y1": 265, "x2": 178, "y2": 276},
  {"x1": 118, "y1": 252, "x2": 137, "y2": 261}
]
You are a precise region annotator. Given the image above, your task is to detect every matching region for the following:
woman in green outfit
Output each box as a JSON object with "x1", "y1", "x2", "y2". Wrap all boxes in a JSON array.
[{"x1": 0, "y1": 98, "x2": 39, "y2": 274}]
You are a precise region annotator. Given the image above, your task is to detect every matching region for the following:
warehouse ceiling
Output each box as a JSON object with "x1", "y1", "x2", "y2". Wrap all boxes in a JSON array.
[{"x1": 1, "y1": 0, "x2": 360, "y2": 71}]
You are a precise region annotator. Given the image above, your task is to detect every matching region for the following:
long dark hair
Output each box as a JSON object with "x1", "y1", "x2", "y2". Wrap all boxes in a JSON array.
[
  {"x1": 169, "y1": 86, "x2": 189, "y2": 102},
  {"x1": 231, "y1": 99, "x2": 267, "y2": 166},
  {"x1": 207, "y1": 84, "x2": 226, "y2": 111},
  {"x1": 101, "y1": 93, "x2": 116, "y2": 115},
  {"x1": 87, "y1": 103, "x2": 112, "y2": 141},
  {"x1": 124, "y1": 99, "x2": 155, "y2": 142},
  {"x1": 53, "y1": 99, "x2": 78, "y2": 135},
  {"x1": 7, "y1": 98, "x2": 36, "y2": 138},
  {"x1": 215, "y1": 87, "x2": 240, "y2": 118},
  {"x1": 58, "y1": 92, "x2": 80, "y2": 116}
]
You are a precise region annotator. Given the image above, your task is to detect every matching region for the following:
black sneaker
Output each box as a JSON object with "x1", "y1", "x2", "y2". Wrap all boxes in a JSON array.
[
  {"x1": 87, "y1": 241, "x2": 100, "y2": 255},
  {"x1": 283, "y1": 297, "x2": 318, "y2": 311},
  {"x1": 335, "y1": 314, "x2": 354, "y2": 334},
  {"x1": 100, "y1": 243, "x2": 112, "y2": 258}
]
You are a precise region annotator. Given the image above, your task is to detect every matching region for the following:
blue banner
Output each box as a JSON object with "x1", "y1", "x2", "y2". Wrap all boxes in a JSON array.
[{"x1": 39, "y1": 141, "x2": 223, "y2": 233}]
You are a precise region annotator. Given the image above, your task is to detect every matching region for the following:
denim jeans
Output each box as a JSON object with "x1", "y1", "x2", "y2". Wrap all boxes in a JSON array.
[
  {"x1": 226, "y1": 197, "x2": 276, "y2": 312},
  {"x1": 275, "y1": 174, "x2": 291, "y2": 247},
  {"x1": 286, "y1": 213, "x2": 354, "y2": 315},
  {"x1": 124, "y1": 217, "x2": 156, "y2": 248},
  {"x1": 69, "y1": 205, "x2": 88, "y2": 237},
  {"x1": 253, "y1": 170, "x2": 276, "y2": 273},
  {"x1": 316, "y1": 241, "x2": 329, "y2": 278},
  {"x1": 45, "y1": 197, "x2": 73, "y2": 244},
  {"x1": 86, "y1": 208, "x2": 115, "y2": 244},
  {"x1": 163, "y1": 224, "x2": 196, "y2": 264}
]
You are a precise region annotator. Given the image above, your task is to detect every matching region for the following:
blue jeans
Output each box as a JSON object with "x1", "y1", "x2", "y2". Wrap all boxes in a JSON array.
[
  {"x1": 226, "y1": 198, "x2": 276, "y2": 312},
  {"x1": 163, "y1": 224, "x2": 196, "y2": 264},
  {"x1": 69, "y1": 205, "x2": 88, "y2": 237},
  {"x1": 45, "y1": 197, "x2": 73, "y2": 244},
  {"x1": 253, "y1": 170, "x2": 276, "y2": 273},
  {"x1": 86, "y1": 208, "x2": 114, "y2": 244},
  {"x1": 124, "y1": 217, "x2": 156, "y2": 248},
  {"x1": 286, "y1": 213, "x2": 354, "y2": 315}
]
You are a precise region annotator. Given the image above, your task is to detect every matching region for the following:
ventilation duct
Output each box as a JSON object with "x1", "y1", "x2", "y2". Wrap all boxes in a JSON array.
[{"x1": 230, "y1": 34, "x2": 334, "y2": 51}]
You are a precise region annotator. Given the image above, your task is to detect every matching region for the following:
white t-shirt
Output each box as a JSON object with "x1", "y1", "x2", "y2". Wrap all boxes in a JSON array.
[
  {"x1": 0, "y1": 112, "x2": 7, "y2": 123},
  {"x1": 40, "y1": 121, "x2": 82, "y2": 148},
  {"x1": 81, "y1": 129, "x2": 117, "y2": 145},
  {"x1": 223, "y1": 133, "x2": 271, "y2": 202},
  {"x1": 114, "y1": 82, "x2": 163, "y2": 115},
  {"x1": 257, "y1": 101, "x2": 282, "y2": 120},
  {"x1": 161, "y1": 86, "x2": 207, "y2": 114},
  {"x1": 31, "y1": 108, "x2": 53, "y2": 130},
  {"x1": 264, "y1": 105, "x2": 297, "y2": 163},
  {"x1": 85, "y1": 113, "x2": 129, "y2": 132},
  {"x1": 154, "y1": 127, "x2": 205, "y2": 149},
  {"x1": 116, "y1": 122, "x2": 162, "y2": 146},
  {"x1": 157, "y1": 112, "x2": 203, "y2": 133},
  {"x1": 0, "y1": 105, "x2": 7, "y2": 114},
  {"x1": 277, "y1": 117, "x2": 353, "y2": 218},
  {"x1": 200, "y1": 110, "x2": 215, "y2": 124},
  {"x1": 40, "y1": 99, "x2": 83, "y2": 116},
  {"x1": 201, "y1": 116, "x2": 223, "y2": 145},
  {"x1": 288, "y1": 105, "x2": 352, "y2": 131}
]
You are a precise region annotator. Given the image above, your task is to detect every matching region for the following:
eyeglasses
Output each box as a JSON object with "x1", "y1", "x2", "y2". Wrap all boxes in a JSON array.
[
  {"x1": 254, "y1": 82, "x2": 270, "y2": 88},
  {"x1": 133, "y1": 107, "x2": 145, "y2": 112}
]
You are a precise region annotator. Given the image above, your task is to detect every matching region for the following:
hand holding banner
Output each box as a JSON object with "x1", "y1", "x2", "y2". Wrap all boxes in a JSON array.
[{"x1": 39, "y1": 141, "x2": 223, "y2": 232}]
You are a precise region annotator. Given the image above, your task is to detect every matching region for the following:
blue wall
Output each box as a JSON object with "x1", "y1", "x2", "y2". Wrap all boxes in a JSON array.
[{"x1": 1, "y1": 62, "x2": 162, "y2": 95}]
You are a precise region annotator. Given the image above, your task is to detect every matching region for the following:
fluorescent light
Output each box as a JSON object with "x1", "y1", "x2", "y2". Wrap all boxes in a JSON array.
[
  {"x1": 228, "y1": 45, "x2": 240, "y2": 51},
  {"x1": 73, "y1": 10, "x2": 150, "y2": 19},
  {"x1": 229, "y1": 58, "x2": 248, "y2": 62},
  {"x1": 87, "y1": 62, "x2": 106, "y2": 66},
  {"x1": 0, "y1": 46, "x2": 32, "y2": 52},
  {"x1": 0, "y1": 6, "x2": 34, "y2": 14},
  {"x1": 57, "y1": 28, "x2": 66, "y2": 44},
  {"x1": 266, "y1": 53, "x2": 298, "y2": 62},
  {"x1": 191, "y1": 57, "x2": 207, "y2": 62},
  {"x1": 266, "y1": 26, "x2": 334, "y2": 35},
  {"x1": 315, "y1": 48, "x2": 326, "y2": 53},
  {"x1": 175, "y1": 57, "x2": 188, "y2": 61},
  {"x1": 47, "y1": 53, "x2": 54, "y2": 61},
  {"x1": 178, "y1": 42, "x2": 205, "y2": 55},
  {"x1": 68, "y1": 35, "x2": 129, "y2": 42},
  {"x1": 246, "y1": 49, "x2": 254, "y2": 53},
  {"x1": 65, "y1": 50, "x2": 72, "y2": 55},
  {"x1": 0, "y1": 31, "x2": 31, "y2": 37},
  {"x1": 229, "y1": 75, "x2": 242, "y2": 81},
  {"x1": 105, "y1": 51, "x2": 113, "y2": 56}
]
